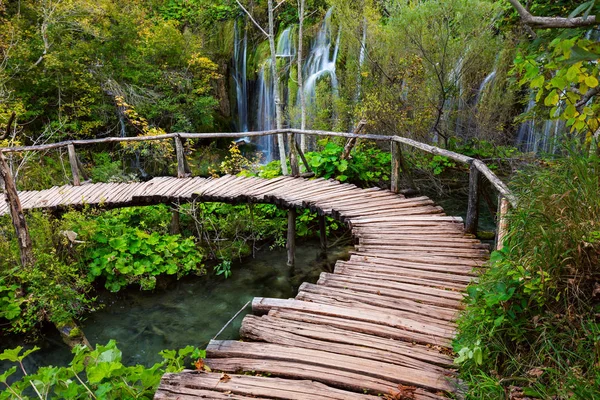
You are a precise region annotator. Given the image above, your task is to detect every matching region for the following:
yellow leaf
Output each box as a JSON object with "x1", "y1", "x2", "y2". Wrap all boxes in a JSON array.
[{"x1": 585, "y1": 76, "x2": 599, "y2": 88}]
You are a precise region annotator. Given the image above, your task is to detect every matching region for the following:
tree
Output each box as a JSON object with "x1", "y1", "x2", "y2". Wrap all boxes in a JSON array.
[
  {"x1": 297, "y1": 0, "x2": 307, "y2": 152},
  {"x1": 235, "y1": 0, "x2": 290, "y2": 175}
]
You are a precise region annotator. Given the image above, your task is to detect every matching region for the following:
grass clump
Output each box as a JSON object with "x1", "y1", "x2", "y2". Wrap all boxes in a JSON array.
[{"x1": 454, "y1": 153, "x2": 600, "y2": 399}]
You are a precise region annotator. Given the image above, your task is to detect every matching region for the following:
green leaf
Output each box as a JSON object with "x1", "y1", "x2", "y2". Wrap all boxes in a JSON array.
[
  {"x1": 570, "y1": 44, "x2": 600, "y2": 63},
  {"x1": 0, "y1": 347, "x2": 23, "y2": 362},
  {"x1": 0, "y1": 366, "x2": 16, "y2": 383},
  {"x1": 86, "y1": 361, "x2": 122, "y2": 384},
  {"x1": 568, "y1": 1, "x2": 594, "y2": 18},
  {"x1": 544, "y1": 90, "x2": 559, "y2": 107},
  {"x1": 530, "y1": 75, "x2": 544, "y2": 89},
  {"x1": 473, "y1": 347, "x2": 483, "y2": 365}
]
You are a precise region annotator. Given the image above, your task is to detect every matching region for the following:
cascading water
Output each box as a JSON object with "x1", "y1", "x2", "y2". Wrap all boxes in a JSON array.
[
  {"x1": 255, "y1": 61, "x2": 275, "y2": 161},
  {"x1": 302, "y1": 8, "x2": 340, "y2": 110},
  {"x1": 253, "y1": 27, "x2": 296, "y2": 161},
  {"x1": 354, "y1": 17, "x2": 367, "y2": 103},
  {"x1": 233, "y1": 20, "x2": 249, "y2": 133},
  {"x1": 475, "y1": 70, "x2": 496, "y2": 104},
  {"x1": 516, "y1": 96, "x2": 564, "y2": 154},
  {"x1": 234, "y1": 10, "x2": 341, "y2": 160}
]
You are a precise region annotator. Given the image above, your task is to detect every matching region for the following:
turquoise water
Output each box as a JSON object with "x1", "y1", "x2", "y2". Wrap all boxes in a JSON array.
[{"x1": 1, "y1": 242, "x2": 349, "y2": 375}]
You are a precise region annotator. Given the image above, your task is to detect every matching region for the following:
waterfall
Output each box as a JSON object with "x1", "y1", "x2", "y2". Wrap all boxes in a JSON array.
[
  {"x1": 253, "y1": 27, "x2": 296, "y2": 162},
  {"x1": 516, "y1": 94, "x2": 565, "y2": 154},
  {"x1": 353, "y1": 17, "x2": 367, "y2": 105},
  {"x1": 475, "y1": 70, "x2": 496, "y2": 105},
  {"x1": 233, "y1": 20, "x2": 249, "y2": 133},
  {"x1": 303, "y1": 8, "x2": 340, "y2": 111},
  {"x1": 255, "y1": 61, "x2": 275, "y2": 161},
  {"x1": 276, "y1": 26, "x2": 295, "y2": 58},
  {"x1": 235, "y1": 10, "x2": 341, "y2": 160}
]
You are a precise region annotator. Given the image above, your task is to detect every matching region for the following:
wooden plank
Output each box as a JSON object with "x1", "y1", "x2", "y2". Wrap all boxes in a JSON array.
[
  {"x1": 349, "y1": 252, "x2": 484, "y2": 269},
  {"x1": 204, "y1": 357, "x2": 446, "y2": 400},
  {"x1": 268, "y1": 308, "x2": 453, "y2": 350},
  {"x1": 296, "y1": 283, "x2": 458, "y2": 323},
  {"x1": 355, "y1": 245, "x2": 489, "y2": 259},
  {"x1": 319, "y1": 272, "x2": 464, "y2": 303},
  {"x1": 206, "y1": 340, "x2": 457, "y2": 394},
  {"x1": 240, "y1": 317, "x2": 452, "y2": 374},
  {"x1": 252, "y1": 298, "x2": 455, "y2": 342},
  {"x1": 334, "y1": 262, "x2": 473, "y2": 287},
  {"x1": 344, "y1": 255, "x2": 478, "y2": 276},
  {"x1": 241, "y1": 314, "x2": 454, "y2": 368},
  {"x1": 158, "y1": 371, "x2": 379, "y2": 400}
]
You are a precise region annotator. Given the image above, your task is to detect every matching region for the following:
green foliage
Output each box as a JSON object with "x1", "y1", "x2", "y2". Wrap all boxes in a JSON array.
[
  {"x1": 513, "y1": 34, "x2": 600, "y2": 144},
  {"x1": 455, "y1": 152, "x2": 600, "y2": 398},
  {"x1": 214, "y1": 260, "x2": 232, "y2": 279},
  {"x1": 215, "y1": 142, "x2": 261, "y2": 176},
  {"x1": 64, "y1": 206, "x2": 205, "y2": 292},
  {"x1": 0, "y1": 212, "x2": 96, "y2": 337},
  {"x1": 1, "y1": 0, "x2": 220, "y2": 142},
  {"x1": 306, "y1": 140, "x2": 390, "y2": 185},
  {"x1": 0, "y1": 341, "x2": 203, "y2": 399},
  {"x1": 89, "y1": 152, "x2": 137, "y2": 183}
]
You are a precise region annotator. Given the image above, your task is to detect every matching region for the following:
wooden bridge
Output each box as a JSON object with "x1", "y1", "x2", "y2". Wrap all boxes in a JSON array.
[{"x1": 0, "y1": 130, "x2": 516, "y2": 399}]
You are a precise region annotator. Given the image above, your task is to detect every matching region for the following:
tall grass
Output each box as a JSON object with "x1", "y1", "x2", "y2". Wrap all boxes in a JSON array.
[{"x1": 455, "y1": 153, "x2": 600, "y2": 399}]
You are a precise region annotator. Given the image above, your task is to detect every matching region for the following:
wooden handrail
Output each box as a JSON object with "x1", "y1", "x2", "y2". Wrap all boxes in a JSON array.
[{"x1": 0, "y1": 130, "x2": 511, "y2": 192}]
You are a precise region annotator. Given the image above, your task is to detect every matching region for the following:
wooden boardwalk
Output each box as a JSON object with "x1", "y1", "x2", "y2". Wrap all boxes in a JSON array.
[{"x1": 1, "y1": 176, "x2": 486, "y2": 399}]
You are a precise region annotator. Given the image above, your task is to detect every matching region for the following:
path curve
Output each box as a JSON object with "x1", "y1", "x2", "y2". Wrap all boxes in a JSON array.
[{"x1": 2, "y1": 175, "x2": 485, "y2": 399}]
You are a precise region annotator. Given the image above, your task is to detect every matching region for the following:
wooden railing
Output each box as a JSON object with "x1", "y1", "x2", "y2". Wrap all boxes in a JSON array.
[{"x1": 0, "y1": 129, "x2": 516, "y2": 246}]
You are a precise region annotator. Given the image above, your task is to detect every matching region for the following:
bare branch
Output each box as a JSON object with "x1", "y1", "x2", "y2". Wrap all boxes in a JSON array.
[
  {"x1": 274, "y1": 0, "x2": 287, "y2": 11},
  {"x1": 576, "y1": 85, "x2": 600, "y2": 111},
  {"x1": 235, "y1": 0, "x2": 269, "y2": 37},
  {"x1": 508, "y1": 0, "x2": 597, "y2": 28},
  {"x1": 0, "y1": 112, "x2": 16, "y2": 141}
]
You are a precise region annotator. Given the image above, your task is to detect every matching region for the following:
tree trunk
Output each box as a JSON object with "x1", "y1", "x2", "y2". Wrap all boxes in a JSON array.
[
  {"x1": 297, "y1": 0, "x2": 307, "y2": 152},
  {"x1": 0, "y1": 152, "x2": 34, "y2": 268},
  {"x1": 341, "y1": 119, "x2": 367, "y2": 160},
  {"x1": 269, "y1": 0, "x2": 289, "y2": 176}
]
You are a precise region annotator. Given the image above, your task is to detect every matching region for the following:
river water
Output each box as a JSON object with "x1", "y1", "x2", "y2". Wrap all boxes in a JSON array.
[{"x1": 1, "y1": 242, "x2": 349, "y2": 374}]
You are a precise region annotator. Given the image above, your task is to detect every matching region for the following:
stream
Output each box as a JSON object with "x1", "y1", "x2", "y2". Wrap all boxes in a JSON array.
[{"x1": 1, "y1": 241, "x2": 350, "y2": 374}]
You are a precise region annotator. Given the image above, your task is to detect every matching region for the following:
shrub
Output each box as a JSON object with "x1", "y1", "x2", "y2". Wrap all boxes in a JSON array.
[
  {"x1": 63, "y1": 206, "x2": 205, "y2": 292},
  {"x1": 0, "y1": 341, "x2": 204, "y2": 399},
  {"x1": 455, "y1": 152, "x2": 600, "y2": 398}
]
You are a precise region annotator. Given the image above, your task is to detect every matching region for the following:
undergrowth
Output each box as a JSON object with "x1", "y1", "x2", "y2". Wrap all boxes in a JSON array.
[{"x1": 455, "y1": 153, "x2": 600, "y2": 399}]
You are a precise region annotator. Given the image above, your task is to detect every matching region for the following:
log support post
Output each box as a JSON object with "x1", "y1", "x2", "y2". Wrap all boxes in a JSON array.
[
  {"x1": 0, "y1": 151, "x2": 34, "y2": 267},
  {"x1": 67, "y1": 144, "x2": 81, "y2": 186},
  {"x1": 289, "y1": 133, "x2": 300, "y2": 177},
  {"x1": 319, "y1": 214, "x2": 327, "y2": 257},
  {"x1": 391, "y1": 140, "x2": 401, "y2": 193},
  {"x1": 496, "y1": 196, "x2": 510, "y2": 250},
  {"x1": 391, "y1": 140, "x2": 414, "y2": 193},
  {"x1": 465, "y1": 163, "x2": 480, "y2": 235},
  {"x1": 170, "y1": 203, "x2": 181, "y2": 235},
  {"x1": 174, "y1": 135, "x2": 190, "y2": 178},
  {"x1": 287, "y1": 208, "x2": 296, "y2": 267}
]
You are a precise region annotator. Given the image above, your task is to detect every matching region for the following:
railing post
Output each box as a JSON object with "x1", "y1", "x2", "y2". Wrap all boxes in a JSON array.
[
  {"x1": 391, "y1": 140, "x2": 401, "y2": 193},
  {"x1": 319, "y1": 214, "x2": 327, "y2": 257},
  {"x1": 465, "y1": 162, "x2": 480, "y2": 235},
  {"x1": 174, "y1": 135, "x2": 189, "y2": 178},
  {"x1": 496, "y1": 196, "x2": 510, "y2": 250},
  {"x1": 67, "y1": 144, "x2": 81, "y2": 186},
  {"x1": 287, "y1": 208, "x2": 296, "y2": 267},
  {"x1": 289, "y1": 132, "x2": 300, "y2": 176},
  {"x1": 0, "y1": 151, "x2": 34, "y2": 267}
]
